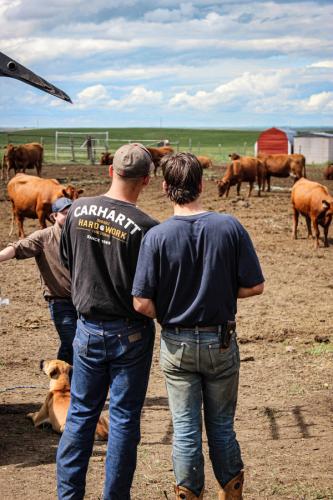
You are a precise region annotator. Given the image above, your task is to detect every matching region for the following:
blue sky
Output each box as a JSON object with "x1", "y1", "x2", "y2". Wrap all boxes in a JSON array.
[{"x1": 0, "y1": 0, "x2": 332, "y2": 129}]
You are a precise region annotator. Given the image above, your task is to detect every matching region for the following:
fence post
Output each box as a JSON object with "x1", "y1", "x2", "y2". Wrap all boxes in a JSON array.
[
  {"x1": 86, "y1": 136, "x2": 95, "y2": 164},
  {"x1": 70, "y1": 138, "x2": 76, "y2": 162},
  {"x1": 198, "y1": 142, "x2": 201, "y2": 154},
  {"x1": 189, "y1": 138, "x2": 192, "y2": 152},
  {"x1": 218, "y1": 144, "x2": 222, "y2": 159},
  {"x1": 243, "y1": 141, "x2": 247, "y2": 155},
  {"x1": 55, "y1": 131, "x2": 58, "y2": 161}
]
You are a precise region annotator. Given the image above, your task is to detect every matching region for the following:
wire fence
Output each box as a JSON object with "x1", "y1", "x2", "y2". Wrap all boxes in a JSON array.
[{"x1": 0, "y1": 130, "x2": 253, "y2": 165}]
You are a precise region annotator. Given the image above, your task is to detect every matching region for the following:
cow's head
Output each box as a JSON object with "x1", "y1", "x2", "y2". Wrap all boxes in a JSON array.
[
  {"x1": 229, "y1": 153, "x2": 240, "y2": 161},
  {"x1": 63, "y1": 185, "x2": 84, "y2": 200},
  {"x1": 216, "y1": 179, "x2": 229, "y2": 197},
  {"x1": 100, "y1": 152, "x2": 113, "y2": 165}
]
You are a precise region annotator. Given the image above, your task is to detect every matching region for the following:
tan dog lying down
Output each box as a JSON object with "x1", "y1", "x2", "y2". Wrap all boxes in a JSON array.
[{"x1": 27, "y1": 359, "x2": 109, "y2": 440}]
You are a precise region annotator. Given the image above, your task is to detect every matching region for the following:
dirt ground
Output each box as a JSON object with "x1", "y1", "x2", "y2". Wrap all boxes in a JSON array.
[{"x1": 0, "y1": 162, "x2": 332, "y2": 500}]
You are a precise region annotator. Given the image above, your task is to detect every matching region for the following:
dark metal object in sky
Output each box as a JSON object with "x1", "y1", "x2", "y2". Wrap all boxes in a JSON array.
[{"x1": 0, "y1": 51, "x2": 72, "y2": 103}]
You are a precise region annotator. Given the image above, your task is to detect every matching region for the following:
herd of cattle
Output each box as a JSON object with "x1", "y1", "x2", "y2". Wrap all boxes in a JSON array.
[{"x1": 1, "y1": 141, "x2": 333, "y2": 248}]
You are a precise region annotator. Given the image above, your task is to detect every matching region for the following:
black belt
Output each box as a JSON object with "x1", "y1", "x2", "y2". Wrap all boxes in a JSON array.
[{"x1": 164, "y1": 321, "x2": 237, "y2": 349}]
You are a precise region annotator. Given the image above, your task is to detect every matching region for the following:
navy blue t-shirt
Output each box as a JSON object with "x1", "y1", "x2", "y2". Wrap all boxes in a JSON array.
[{"x1": 132, "y1": 212, "x2": 264, "y2": 326}]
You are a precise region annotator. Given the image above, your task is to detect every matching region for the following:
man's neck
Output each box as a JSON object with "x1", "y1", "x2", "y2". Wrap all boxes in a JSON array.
[
  {"x1": 173, "y1": 199, "x2": 206, "y2": 216},
  {"x1": 104, "y1": 184, "x2": 139, "y2": 205}
]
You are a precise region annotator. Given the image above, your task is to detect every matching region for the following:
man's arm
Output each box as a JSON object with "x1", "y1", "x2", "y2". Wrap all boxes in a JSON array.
[
  {"x1": 0, "y1": 246, "x2": 16, "y2": 263},
  {"x1": 133, "y1": 297, "x2": 157, "y2": 319},
  {"x1": 238, "y1": 282, "x2": 264, "y2": 299}
]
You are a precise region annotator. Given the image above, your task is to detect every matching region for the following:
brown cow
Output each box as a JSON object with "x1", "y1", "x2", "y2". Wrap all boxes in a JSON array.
[
  {"x1": 196, "y1": 155, "x2": 213, "y2": 169},
  {"x1": 323, "y1": 164, "x2": 333, "y2": 180},
  {"x1": 8, "y1": 174, "x2": 84, "y2": 238},
  {"x1": 4, "y1": 143, "x2": 44, "y2": 179},
  {"x1": 258, "y1": 153, "x2": 306, "y2": 192},
  {"x1": 217, "y1": 156, "x2": 264, "y2": 198},
  {"x1": 146, "y1": 146, "x2": 174, "y2": 176},
  {"x1": 291, "y1": 178, "x2": 333, "y2": 248},
  {"x1": 100, "y1": 152, "x2": 114, "y2": 165}
]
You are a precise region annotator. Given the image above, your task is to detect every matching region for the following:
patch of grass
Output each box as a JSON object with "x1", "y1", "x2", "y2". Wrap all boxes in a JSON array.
[{"x1": 306, "y1": 344, "x2": 333, "y2": 356}]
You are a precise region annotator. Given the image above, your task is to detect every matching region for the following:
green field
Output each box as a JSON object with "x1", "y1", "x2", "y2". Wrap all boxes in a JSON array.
[{"x1": 0, "y1": 127, "x2": 262, "y2": 164}]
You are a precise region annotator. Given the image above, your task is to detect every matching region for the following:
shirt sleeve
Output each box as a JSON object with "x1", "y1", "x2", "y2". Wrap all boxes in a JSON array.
[
  {"x1": 132, "y1": 232, "x2": 159, "y2": 299},
  {"x1": 10, "y1": 230, "x2": 44, "y2": 259},
  {"x1": 237, "y1": 225, "x2": 264, "y2": 288}
]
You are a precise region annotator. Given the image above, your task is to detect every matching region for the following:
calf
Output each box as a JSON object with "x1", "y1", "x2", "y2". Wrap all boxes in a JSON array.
[
  {"x1": 291, "y1": 178, "x2": 333, "y2": 248},
  {"x1": 217, "y1": 156, "x2": 264, "y2": 198},
  {"x1": 8, "y1": 174, "x2": 83, "y2": 238}
]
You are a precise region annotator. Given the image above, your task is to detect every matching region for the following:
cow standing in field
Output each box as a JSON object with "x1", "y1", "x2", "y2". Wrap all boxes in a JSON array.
[
  {"x1": 3, "y1": 143, "x2": 44, "y2": 180},
  {"x1": 323, "y1": 164, "x2": 333, "y2": 180},
  {"x1": 146, "y1": 146, "x2": 174, "y2": 176},
  {"x1": 258, "y1": 153, "x2": 306, "y2": 192},
  {"x1": 8, "y1": 174, "x2": 83, "y2": 238},
  {"x1": 217, "y1": 155, "x2": 264, "y2": 198},
  {"x1": 196, "y1": 155, "x2": 213, "y2": 169},
  {"x1": 100, "y1": 152, "x2": 114, "y2": 165},
  {"x1": 291, "y1": 178, "x2": 333, "y2": 248}
]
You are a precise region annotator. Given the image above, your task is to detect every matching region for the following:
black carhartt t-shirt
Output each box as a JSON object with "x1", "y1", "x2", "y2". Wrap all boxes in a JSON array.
[
  {"x1": 60, "y1": 195, "x2": 158, "y2": 320},
  {"x1": 132, "y1": 212, "x2": 264, "y2": 326}
]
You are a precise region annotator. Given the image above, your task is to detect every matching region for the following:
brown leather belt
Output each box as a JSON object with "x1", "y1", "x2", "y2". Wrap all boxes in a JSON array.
[{"x1": 165, "y1": 325, "x2": 226, "y2": 333}]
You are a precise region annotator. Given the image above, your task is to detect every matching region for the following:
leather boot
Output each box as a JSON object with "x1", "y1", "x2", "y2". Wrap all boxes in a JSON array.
[
  {"x1": 174, "y1": 484, "x2": 204, "y2": 499},
  {"x1": 218, "y1": 471, "x2": 244, "y2": 499}
]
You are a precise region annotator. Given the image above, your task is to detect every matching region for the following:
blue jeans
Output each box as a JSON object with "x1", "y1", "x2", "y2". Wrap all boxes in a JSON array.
[
  {"x1": 160, "y1": 328, "x2": 243, "y2": 496},
  {"x1": 48, "y1": 299, "x2": 78, "y2": 365},
  {"x1": 56, "y1": 316, "x2": 155, "y2": 500}
]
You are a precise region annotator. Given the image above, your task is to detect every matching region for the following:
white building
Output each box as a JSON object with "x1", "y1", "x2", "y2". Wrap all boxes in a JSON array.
[{"x1": 294, "y1": 133, "x2": 333, "y2": 164}]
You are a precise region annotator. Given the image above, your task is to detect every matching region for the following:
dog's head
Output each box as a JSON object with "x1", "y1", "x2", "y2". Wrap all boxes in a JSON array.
[{"x1": 40, "y1": 359, "x2": 71, "y2": 392}]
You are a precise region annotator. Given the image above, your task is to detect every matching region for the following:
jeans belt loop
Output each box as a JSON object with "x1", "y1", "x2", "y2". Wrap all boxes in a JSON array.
[
  {"x1": 175, "y1": 327, "x2": 179, "y2": 334},
  {"x1": 218, "y1": 325, "x2": 222, "y2": 334},
  {"x1": 195, "y1": 326, "x2": 199, "y2": 334}
]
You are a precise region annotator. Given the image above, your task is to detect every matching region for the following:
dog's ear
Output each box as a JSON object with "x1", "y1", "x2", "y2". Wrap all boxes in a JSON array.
[
  {"x1": 49, "y1": 367, "x2": 59, "y2": 379},
  {"x1": 40, "y1": 360, "x2": 45, "y2": 371}
]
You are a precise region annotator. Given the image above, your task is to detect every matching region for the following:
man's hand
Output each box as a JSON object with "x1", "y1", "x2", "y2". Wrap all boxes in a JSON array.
[{"x1": 133, "y1": 297, "x2": 156, "y2": 319}]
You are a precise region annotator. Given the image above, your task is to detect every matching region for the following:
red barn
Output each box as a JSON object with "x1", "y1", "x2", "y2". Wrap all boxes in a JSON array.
[{"x1": 255, "y1": 127, "x2": 296, "y2": 155}]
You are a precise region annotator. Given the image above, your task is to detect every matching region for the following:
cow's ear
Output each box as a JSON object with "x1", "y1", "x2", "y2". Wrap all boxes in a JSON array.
[{"x1": 322, "y1": 200, "x2": 330, "y2": 210}]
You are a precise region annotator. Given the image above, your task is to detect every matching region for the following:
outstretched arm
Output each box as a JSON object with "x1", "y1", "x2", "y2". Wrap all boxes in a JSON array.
[
  {"x1": 238, "y1": 282, "x2": 264, "y2": 299},
  {"x1": 0, "y1": 246, "x2": 16, "y2": 263},
  {"x1": 133, "y1": 297, "x2": 157, "y2": 319}
]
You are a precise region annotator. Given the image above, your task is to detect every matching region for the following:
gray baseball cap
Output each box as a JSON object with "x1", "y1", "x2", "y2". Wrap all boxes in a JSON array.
[
  {"x1": 113, "y1": 143, "x2": 154, "y2": 178},
  {"x1": 51, "y1": 197, "x2": 73, "y2": 213}
]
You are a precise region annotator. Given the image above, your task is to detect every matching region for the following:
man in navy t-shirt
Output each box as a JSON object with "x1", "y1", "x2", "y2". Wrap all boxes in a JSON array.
[{"x1": 132, "y1": 153, "x2": 264, "y2": 500}]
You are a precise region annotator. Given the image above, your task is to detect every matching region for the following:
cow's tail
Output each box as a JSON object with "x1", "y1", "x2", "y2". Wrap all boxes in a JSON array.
[{"x1": 9, "y1": 210, "x2": 14, "y2": 236}]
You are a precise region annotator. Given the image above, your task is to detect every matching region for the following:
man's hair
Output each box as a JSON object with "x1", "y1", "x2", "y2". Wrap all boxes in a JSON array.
[{"x1": 161, "y1": 153, "x2": 203, "y2": 205}]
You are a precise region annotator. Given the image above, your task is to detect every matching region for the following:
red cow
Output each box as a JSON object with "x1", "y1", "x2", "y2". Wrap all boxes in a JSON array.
[
  {"x1": 196, "y1": 155, "x2": 213, "y2": 169},
  {"x1": 217, "y1": 156, "x2": 264, "y2": 198},
  {"x1": 146, "y1": 146, "x2": 174, "y2": 176},
  {"x1": 258, "y1": 153, "x2": 306, "y2": 192},
  {"x1": 100, "y1": 152, "x2": 114, "y2": 165},
  {"x1": 4, "y1": 143, "x2": 44, "y2": 179},
  {"x1": 323, "y1": 164, "x2": 333, "y2": 180},
  {"x1": 291, "y1": 178, "x2": 333, "y2": 248},
  {"x1": 8, "y1": 174, "x2": 84, "y2": 238}
]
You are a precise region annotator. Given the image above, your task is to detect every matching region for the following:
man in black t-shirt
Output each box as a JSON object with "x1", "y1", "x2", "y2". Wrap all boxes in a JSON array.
[
  {"x1": 56, "y1": 143, "x2": 158, "y2": 500},
  {"x1": 132, "y1": 153, "x2": 264, "y2": 499}
]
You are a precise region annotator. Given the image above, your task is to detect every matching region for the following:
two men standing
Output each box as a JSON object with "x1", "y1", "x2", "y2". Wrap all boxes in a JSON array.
[{"x1": 56, "y1": 146, "x2": 264, "y2": 499}]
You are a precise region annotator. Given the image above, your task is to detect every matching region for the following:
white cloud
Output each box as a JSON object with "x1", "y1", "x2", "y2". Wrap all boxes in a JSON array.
[
  {"x1": 107, "y1": 87, "x2": 163, "y2": 110},
  {"x1": 299, "y1": 91, "x2": 333, "y2": 112},
  {"x1": 308, "y1": 60, "x2": 333, "y2": 69},
  {"x1": 75, "y1": 84, "x2": 109, "y2": 108}
]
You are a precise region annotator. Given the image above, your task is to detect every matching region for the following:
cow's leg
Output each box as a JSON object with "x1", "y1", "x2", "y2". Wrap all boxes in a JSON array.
[
  {"x1": 257, "y1": 174, "x2": 262, "y2": 197},
  {"x1": 267, "y1": 175, "x2": 271, "y2": 192},
  {"x1": 248, "y1": 181, "x2": 253, "y2": 197},
  {"x1": 17, "y1": 215, "x2": 25, "y2": 239},
  {"x1": 37, "y1": 206, "x2": 48, "y2": 229},
  {"x1": 312, "y1": 217, "x2": 320, "y2": 248},
  {"x1": 292, "y1": 207, "x2": 299, "y2": 239},
  {"x1": 226, "y1": 185, "x2": 230, "y2": 198},
  {"x1": 305, "y1": 215, "x2": 313, "y2": 239},
  {"x1": 237, "y1": 182, "x2": 241, "y2": 196},
  {"x1": 323, "y1": 220, "x2": 331, "y2": 247}
]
